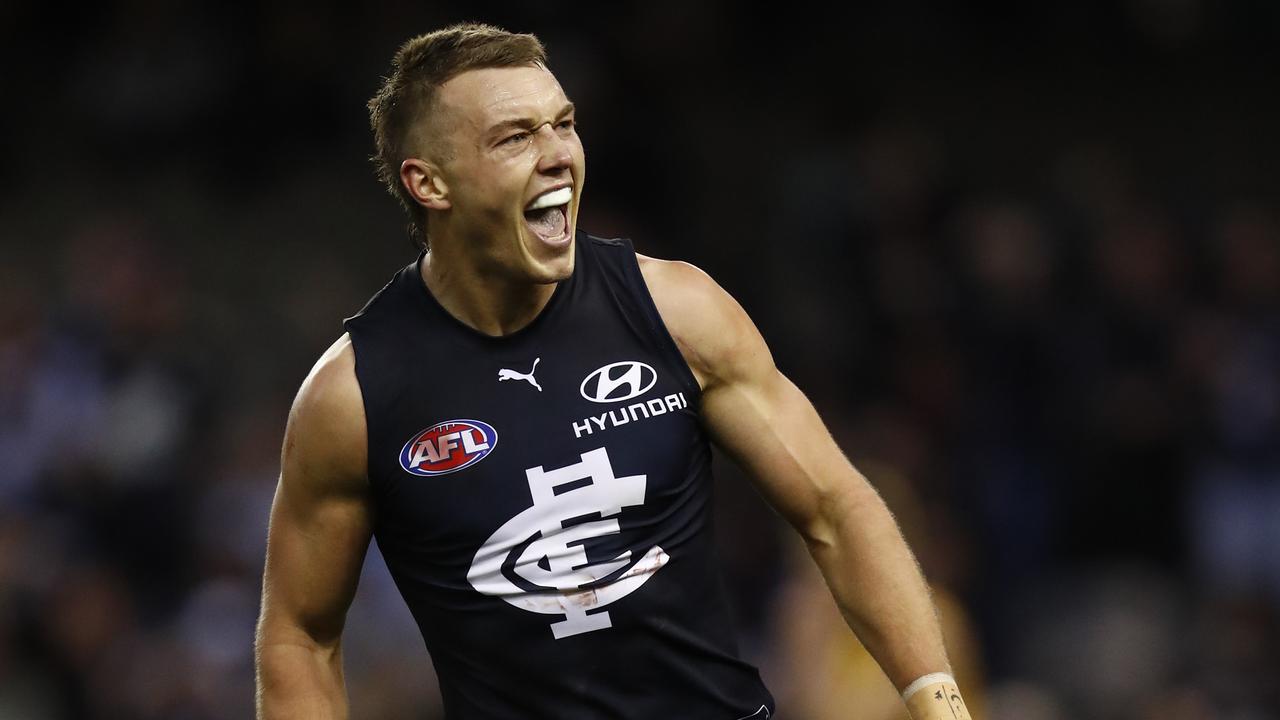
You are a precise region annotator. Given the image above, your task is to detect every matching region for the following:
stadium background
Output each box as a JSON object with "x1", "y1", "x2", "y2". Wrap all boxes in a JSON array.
[{"x1": 2, "y1": 2, "x2": 1279, "y2": 718}]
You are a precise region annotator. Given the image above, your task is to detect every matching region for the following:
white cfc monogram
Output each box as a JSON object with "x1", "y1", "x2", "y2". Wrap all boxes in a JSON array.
[{"x1": 467, "y1": 447, "x2": 669, "y2": 639}]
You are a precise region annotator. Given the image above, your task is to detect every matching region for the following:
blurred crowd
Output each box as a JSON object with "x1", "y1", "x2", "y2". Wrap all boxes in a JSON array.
[{"x1": 2, "y1": 2, "x2": 1278, "y2": 719}]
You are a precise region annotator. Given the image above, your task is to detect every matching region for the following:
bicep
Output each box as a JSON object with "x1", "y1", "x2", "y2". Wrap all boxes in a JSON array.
[
  {"x1": 262, "y1": 467, "x2": 373, "y2": 645},
  {"x1": 259, "y1": 338, "x2": 373, "y2": 648},
  {"x1": 701, "y1": 353, "x2": 869, "y2": 543}
]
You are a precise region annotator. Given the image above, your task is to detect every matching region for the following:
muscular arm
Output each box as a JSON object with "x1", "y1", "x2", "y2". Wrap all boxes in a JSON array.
[
  {"x1": 640, "y1": 256, "x2": 968, "y2": 719},
  {"x1": 255, "y1": 335, "x2": 373, "y2": 719}
]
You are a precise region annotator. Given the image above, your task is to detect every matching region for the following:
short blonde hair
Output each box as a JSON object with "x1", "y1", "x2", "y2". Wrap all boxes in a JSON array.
[{"x1": 367, "y1": 23, "x2": 548, "y2": 245}]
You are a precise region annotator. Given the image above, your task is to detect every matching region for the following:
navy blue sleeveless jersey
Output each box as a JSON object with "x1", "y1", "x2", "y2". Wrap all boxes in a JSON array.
[{"x1": 343, "y1": 232, "x2": 775, "y2": 719}]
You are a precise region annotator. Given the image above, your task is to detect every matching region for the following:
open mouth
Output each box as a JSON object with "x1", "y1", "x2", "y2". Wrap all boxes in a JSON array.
[{"x1": 524, "y1": 186, "x2": 572, "y2": 244}]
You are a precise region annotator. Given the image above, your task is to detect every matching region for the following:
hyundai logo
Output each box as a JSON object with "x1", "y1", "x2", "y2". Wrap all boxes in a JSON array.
[{"x1": 579, "y1": 361, "x2": 658, "y2": 403}]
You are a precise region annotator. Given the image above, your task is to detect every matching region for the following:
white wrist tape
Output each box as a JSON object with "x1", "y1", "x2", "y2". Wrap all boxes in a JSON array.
[{"x1": 901, "y1": 672, "x2": 956, "y2": 702}]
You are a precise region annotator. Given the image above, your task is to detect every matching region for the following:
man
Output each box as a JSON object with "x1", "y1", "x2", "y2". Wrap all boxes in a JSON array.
[{"x1": 255, "y1": 23, "x2": 974, "y2": 720}]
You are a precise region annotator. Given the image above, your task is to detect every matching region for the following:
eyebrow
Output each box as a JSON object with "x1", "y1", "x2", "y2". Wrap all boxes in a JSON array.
[{"x1": 486, "y1": 102, "x2": 576, "y2": 140}]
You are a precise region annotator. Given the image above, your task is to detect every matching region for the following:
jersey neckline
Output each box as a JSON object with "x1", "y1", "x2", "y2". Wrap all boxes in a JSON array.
[{"x1": 407, "y1": 234, "x2": 579, "y2": 344}]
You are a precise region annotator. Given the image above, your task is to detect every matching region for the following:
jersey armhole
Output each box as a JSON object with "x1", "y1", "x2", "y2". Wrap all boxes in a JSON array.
[
  {"x1": 612, "y1": 240, "x2": 705, "y2": 408},
  {"x1": 338, "y1": 324, "x2": 380, "y2": 495}
]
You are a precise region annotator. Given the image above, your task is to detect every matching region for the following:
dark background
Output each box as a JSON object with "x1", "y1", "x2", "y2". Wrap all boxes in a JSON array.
[{"x1": 2, "y1": 2, "x2": 1279, "y2": 718}]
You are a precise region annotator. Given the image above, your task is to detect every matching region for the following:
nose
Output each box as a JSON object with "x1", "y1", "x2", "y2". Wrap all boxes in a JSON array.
[{"x1": 533, "y1": 123, "x2": 574, "y2": 175}]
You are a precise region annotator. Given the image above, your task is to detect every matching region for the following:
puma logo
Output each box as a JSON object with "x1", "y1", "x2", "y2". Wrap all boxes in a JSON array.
[{"x1": 498, "y1": 358, "x2": 542, "y2": 392}]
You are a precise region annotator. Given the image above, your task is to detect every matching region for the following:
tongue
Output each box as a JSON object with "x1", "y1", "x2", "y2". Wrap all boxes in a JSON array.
[{"x1": 526, "y1": 206, "x2": 566, "y2": 241}]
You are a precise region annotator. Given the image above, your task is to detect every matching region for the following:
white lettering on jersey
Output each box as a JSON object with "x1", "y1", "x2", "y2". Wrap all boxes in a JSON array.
[
  {"x1": 467, "y1": 447, "x2": 669, "y2": 639},
  {"x1": 572, "y1": 392, "x2": 688, "y2": 438},
  {"x1": 408, "y1": 429, "x2": 490, "y2": 466}
]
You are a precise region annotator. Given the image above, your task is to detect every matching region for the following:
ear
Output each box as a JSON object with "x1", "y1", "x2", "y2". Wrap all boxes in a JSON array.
[{"x1": 400, "y1": 158, "x2": 451, "y2": 211}]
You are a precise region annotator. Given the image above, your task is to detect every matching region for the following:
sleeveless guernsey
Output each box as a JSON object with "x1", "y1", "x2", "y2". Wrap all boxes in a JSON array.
[{"x1": 343, "y1": 232, "x2": 775, "y2": 719}]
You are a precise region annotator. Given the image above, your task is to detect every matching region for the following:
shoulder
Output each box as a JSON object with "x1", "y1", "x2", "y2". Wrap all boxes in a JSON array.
[
  {"x1": 636, "y1": 253, "x2": 773, "y2": 391},
  {"x1": 284, "y1": 333, "x2": 368, "y2": 491}
]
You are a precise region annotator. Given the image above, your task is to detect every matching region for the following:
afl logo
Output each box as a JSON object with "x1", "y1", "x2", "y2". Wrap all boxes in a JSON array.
[
  {"x1": 399, "y1": 420, "x2": 497, "y2": 477},
  {"x1": 580, "y1": 361, "x2": 658, "y2": 403}
]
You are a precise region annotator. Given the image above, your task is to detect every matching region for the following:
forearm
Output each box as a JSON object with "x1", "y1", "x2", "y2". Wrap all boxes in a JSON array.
[
  {"x1": 805, "y1": 491, "x2": 975, "y2": 719},
  {"x1": 256, "y1": 637, "x2": 349, "y2": 720},
  {"x1": 804, "y1": 486, "x2": 949, "y2": 691}
]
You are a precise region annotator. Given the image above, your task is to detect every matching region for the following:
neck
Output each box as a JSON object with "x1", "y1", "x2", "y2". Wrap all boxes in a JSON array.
[{"x1": 420, "y1": 241, "x2": 559, "y2": 337}]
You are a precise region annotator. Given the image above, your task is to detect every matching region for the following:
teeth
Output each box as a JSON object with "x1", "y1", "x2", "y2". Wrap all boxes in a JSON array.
[{"x1": 527, "y1": 187, "x2": 572, "y2": 211}]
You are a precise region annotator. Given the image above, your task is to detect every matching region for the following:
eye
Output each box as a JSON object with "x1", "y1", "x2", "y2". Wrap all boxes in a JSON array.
[
  {"x1": 501, "y1": 131, "x2": 530, "y2": 147},
  {"x1": 556, "y1": 118, "x2": 576, "y2": 132}
]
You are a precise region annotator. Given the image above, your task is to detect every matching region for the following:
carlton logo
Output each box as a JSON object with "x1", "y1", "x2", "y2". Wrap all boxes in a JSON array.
[
  {"x1": 580, "y1": 361, "x2": 658, "y2": 404},
  {"x1": 399, "y1": 420, "x2": 497, "y2": 477}
]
